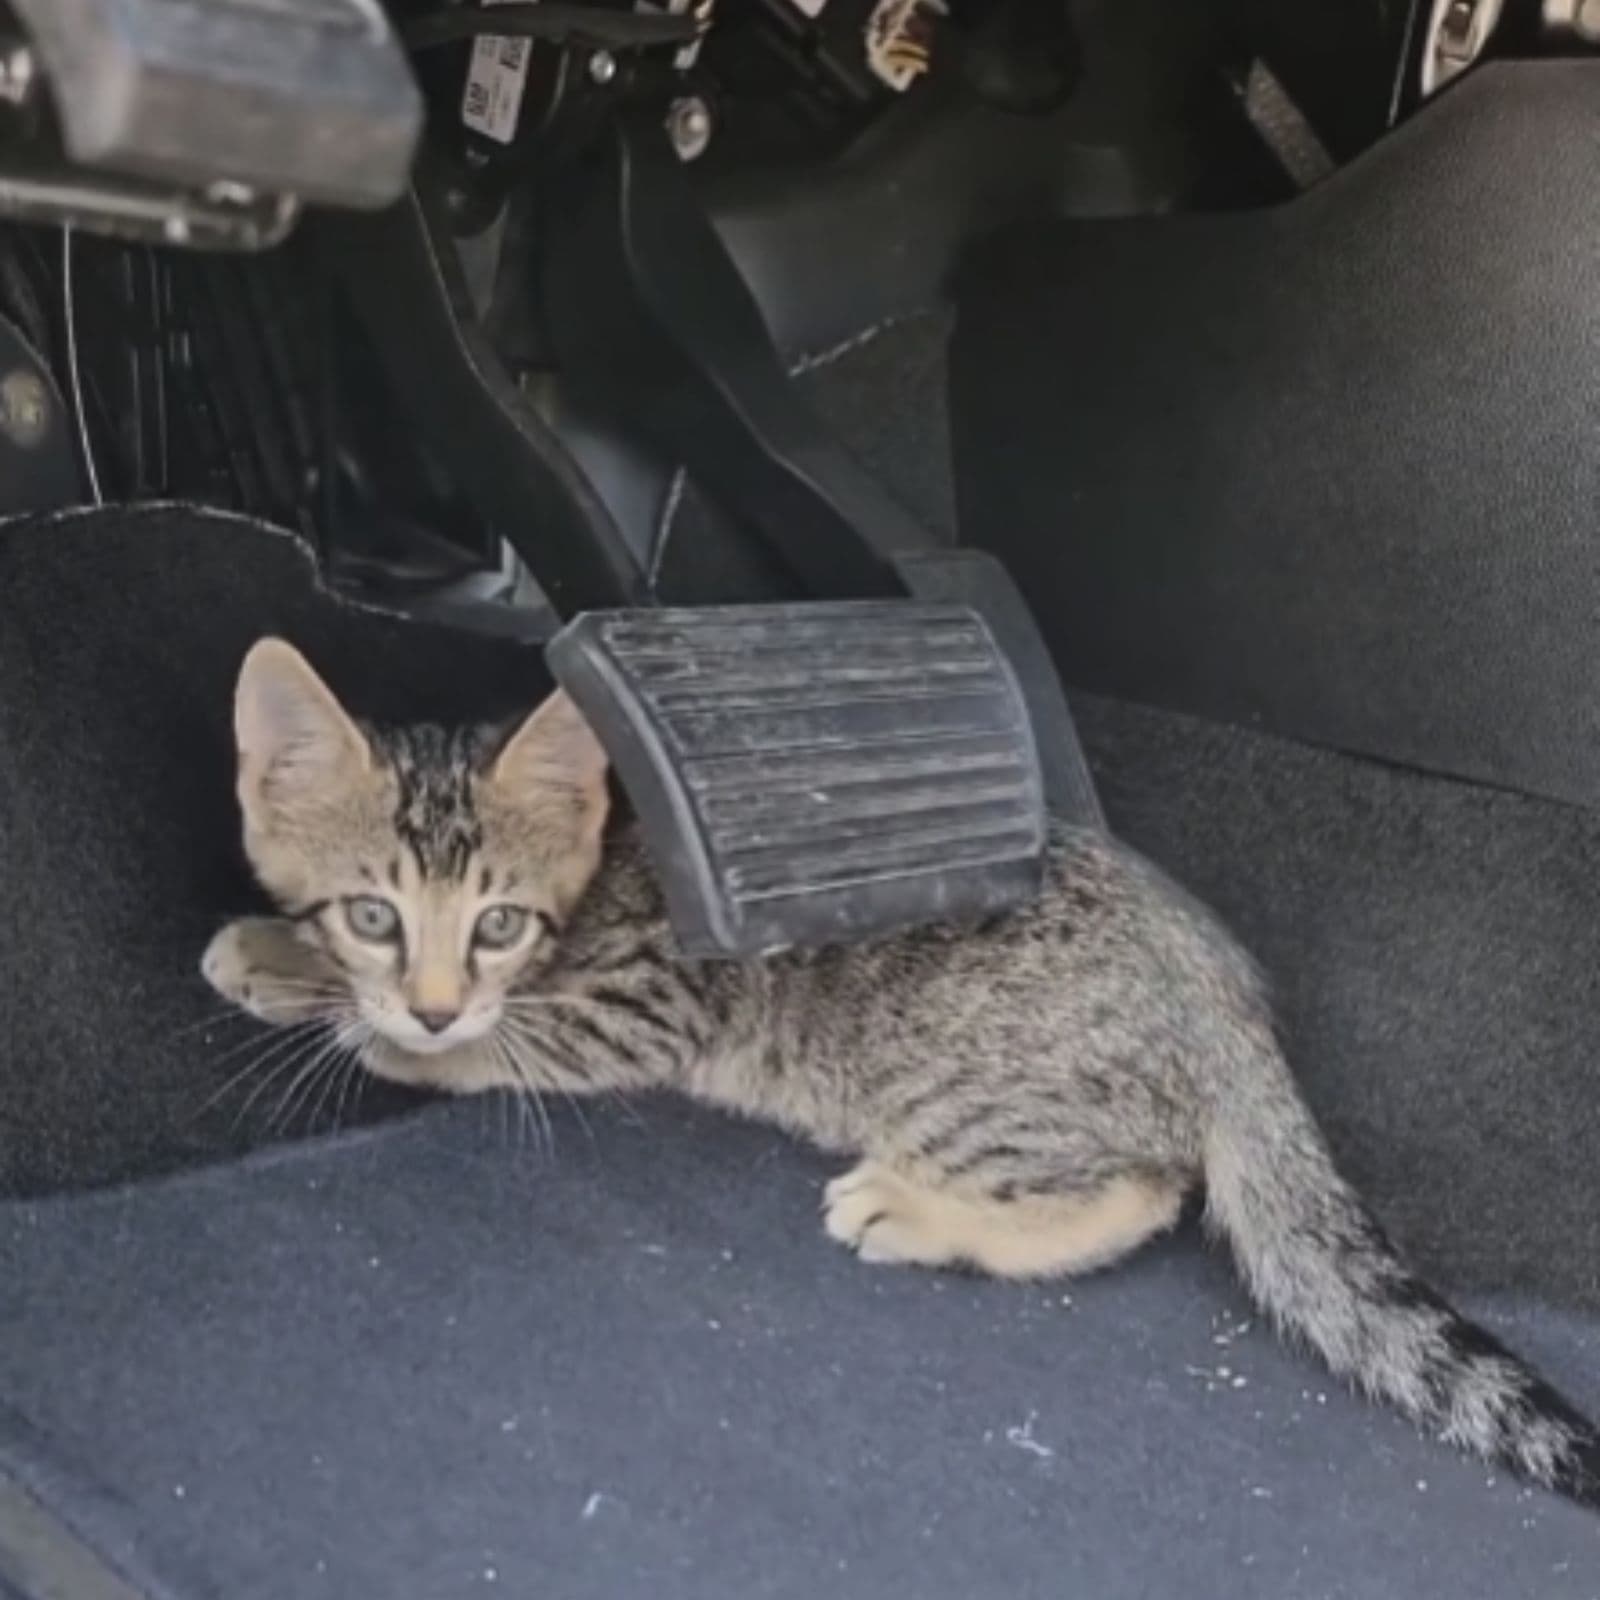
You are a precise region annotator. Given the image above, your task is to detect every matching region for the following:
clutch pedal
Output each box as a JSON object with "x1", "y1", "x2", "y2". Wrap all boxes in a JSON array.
[
  {"x1": 548, "y1": 603, "x2": 1047, "y2": 958},
  {"x1": 12, "y1": 0, "x2": 422, "y2": 209}
]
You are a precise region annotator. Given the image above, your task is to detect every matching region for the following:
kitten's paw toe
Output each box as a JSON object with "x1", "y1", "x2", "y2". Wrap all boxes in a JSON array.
[
  {"x1": 823, "y1": 1162, "x2": 953, "y2": 1268},
  {"x1": 201, "y1": 924, "x2": 252, "y2": 1002},
  {"x1": 202, "y1": 917, "x2": 330, "y2": 1022}
]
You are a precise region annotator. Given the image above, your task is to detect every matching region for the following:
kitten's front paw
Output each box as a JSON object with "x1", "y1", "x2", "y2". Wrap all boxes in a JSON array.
[
  {"x1": 823, "y1": 1161, "x2": 959, "y2": 1269},
  {"x1": 202, "y1": 920, "x2": 259, "y2": 1007},
  {"x1": 202, "y1": 917, "x2": 337, "y2": 1023}
]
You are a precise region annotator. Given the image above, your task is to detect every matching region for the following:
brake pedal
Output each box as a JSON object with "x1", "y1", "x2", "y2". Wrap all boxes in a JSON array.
[
  {"x1": 548, "y1": 603, "x2": 1047, "y2": 958},
  {"x1": 13, "y1": 0, "x2": 422, "y2": 208}
]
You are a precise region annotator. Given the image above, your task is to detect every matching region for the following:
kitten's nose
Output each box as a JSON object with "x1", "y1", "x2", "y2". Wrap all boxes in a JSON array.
[{"x1": 411, "y1": 1007, "x2": 459, "y2": 1036}]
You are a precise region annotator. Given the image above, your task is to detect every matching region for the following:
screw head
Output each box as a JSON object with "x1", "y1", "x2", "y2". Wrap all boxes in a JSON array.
[
  {"x1": 666, "y1": 96, "x2": 713, "y2": 162},
  {"x1": 0, "y1": 368, "x2": 49, "y2": 449},
  {"x1": 0, "y1": 44, "x2": 34, "y2": 107},
  {"x1": 588, "y1": 50, "x2": 617, "y2": 85}
]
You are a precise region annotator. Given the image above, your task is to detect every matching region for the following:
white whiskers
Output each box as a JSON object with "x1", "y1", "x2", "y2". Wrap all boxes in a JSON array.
[
  {"x1": 492, "y1": 1028, "x2": 557, "y2": 1161},
  {"x1": 496, "y1": 1012, "x2": 605, "y2": 1154},
  {"x1": 196, "y1": 1004, "x2": 373, "y2": 1139}
]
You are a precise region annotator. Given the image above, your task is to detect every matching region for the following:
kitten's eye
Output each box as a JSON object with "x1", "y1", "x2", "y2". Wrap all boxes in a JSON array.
[
  {"x1": 345, "y1": 896, "x2": 400, "y2": 943},
  {"x1": 473, "y1": 904, "x2": 530, "y2": 950}
]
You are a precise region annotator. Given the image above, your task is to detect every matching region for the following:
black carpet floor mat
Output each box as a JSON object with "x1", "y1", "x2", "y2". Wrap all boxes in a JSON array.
[
  {"x1": 1076, "y1": 696, "x2": 1600, "y2": 1314},
  {"x1": 951, "y1": 62, "x2": 1600, "y2": 809},
  {"x1": 4, "y1": 1101, "x2": 1599, "y2": 1600},
  {"x1": 794, "y1": 312, "x2": 957, "y2": 545},
  {"x1": 0, "y1": 506, "x2": 548, "y2": 1197}
]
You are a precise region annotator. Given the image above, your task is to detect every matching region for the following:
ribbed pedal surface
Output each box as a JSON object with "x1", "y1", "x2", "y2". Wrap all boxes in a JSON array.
[{"x1": 549, "y1": 604, "x2": 1045, "y2": 956}]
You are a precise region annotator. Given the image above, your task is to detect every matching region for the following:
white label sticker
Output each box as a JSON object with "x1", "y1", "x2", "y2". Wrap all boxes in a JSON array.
[{"x1": 462, "y1": 0, "x2": 532, "y2": 146}]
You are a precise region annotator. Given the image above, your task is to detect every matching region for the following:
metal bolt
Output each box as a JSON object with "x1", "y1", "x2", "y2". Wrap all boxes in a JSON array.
[
  {"x1": 588, "y1": 50, "x2": 617, "y2": 86},
  {"x1": 0, "y1": 44, "x2": 35, "y2": 108},
  {"x1": 0, "y1": 368, "x2": 49, "y2": 449},
  {"x1": 665, "y1": 96, "x2": 713, "y2": 162}
]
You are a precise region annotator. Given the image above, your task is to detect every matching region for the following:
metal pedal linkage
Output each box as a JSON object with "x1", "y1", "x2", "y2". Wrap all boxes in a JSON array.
[
  {"x1": 543, "y1": 115, "x2": 1103, "y2": 817},
  {"x1": 529, "y1": 110, "x2": 1106, "y2": 952}
]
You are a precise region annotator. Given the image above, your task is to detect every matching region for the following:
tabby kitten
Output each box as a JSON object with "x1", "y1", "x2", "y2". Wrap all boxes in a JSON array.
[{"x1": 205, "y1": 638, "x2": 1600, "y2": 1507}]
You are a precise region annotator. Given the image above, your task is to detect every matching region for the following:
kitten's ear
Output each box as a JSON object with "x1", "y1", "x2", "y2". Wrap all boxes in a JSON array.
[
  {"x1": 490, "y1": 689, "x2": 610, "y2": 837},
  {"x1": 234, "y1": 638, "x2": 370, "y2": 814}
]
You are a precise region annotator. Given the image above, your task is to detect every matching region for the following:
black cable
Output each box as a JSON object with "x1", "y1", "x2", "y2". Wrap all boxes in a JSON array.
[{"x1": 402, "y1": 3, "x2": 704, "y2": 53}]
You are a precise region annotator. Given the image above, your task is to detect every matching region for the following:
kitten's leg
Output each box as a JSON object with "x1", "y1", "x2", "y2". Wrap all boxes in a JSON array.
[
  {"x1": 824, "y1": 1161, "x2": 1184, "y2": 1279},
  {"x1": 202, "y1": 916, "x2": 344, "y2": 1024}
]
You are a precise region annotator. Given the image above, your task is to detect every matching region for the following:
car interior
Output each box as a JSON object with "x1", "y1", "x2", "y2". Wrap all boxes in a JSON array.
[{"x1": 3, "y1": 0, "x2": 1600, "y2": 1595}]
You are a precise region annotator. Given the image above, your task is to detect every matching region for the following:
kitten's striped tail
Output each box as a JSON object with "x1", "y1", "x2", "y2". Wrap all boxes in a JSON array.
[{"x1": 1201, "y1": 1022, "x2": 1600, "y2": 1508}]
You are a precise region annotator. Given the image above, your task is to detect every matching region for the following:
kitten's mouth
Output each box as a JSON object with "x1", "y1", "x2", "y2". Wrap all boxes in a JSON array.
[
  {"x1": 388, "y1": 1031, "x2": 464, "y2": 1058},
  {"x1": 361, "y1": 1028, "x2": 508, "y2": 1095}
]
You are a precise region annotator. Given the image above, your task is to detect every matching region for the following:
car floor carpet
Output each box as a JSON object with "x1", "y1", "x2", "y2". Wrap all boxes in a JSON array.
[
  {"x1": 793, "y1": 309, "x2": 958, "y2": 545},
  {"x1": 3, "y1": 1098, "x2": 1598, "y2": 1600},
  {"x1": 1075, "y1": 693, "x2": 1600, "y2": 1312}
]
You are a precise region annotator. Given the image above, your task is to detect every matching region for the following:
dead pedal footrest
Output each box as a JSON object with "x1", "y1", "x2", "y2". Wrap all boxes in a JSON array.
[{"x1": 547, "y1": 603, "x2": 1047, "y2": 958}]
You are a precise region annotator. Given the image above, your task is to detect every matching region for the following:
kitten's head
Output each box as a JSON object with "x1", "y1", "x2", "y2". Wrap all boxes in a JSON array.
[{"x1": 233, "y1": 638, "x2": 610, "y2": 1056}]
